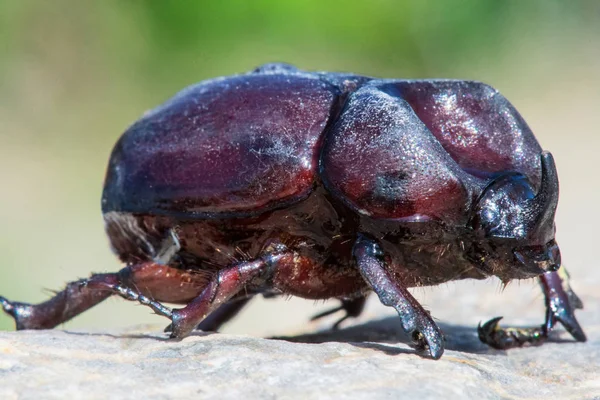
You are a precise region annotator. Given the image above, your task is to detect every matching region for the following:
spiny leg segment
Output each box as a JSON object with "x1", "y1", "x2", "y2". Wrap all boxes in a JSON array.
[
  {"x1": 478, "y1": 266, "x2": 586, "y2": 349},
  {"x1": 1, "y1": 273, "x2": 120, "y2": 330},
  {"x1": 88, "y1": 250, "x2": 286, "y2": 338},
  {"x1": 0, "y1": 261, "x2": 208, "y2": 331},
  {"x1": 0, "y1": 248, "x2": 285, "y2": 336},
  {"x1": 352, "y1": 234, "x2": 444, "y2": 359}
]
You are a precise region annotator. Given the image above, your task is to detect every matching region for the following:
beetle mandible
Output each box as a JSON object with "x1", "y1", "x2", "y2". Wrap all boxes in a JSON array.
[{"x1": 0, "y1": 63, "x2": 586, "y2": 359}]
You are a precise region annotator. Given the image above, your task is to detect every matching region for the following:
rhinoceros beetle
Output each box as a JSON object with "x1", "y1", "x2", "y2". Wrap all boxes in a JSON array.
[{"x1": 0, "y1": 63, "x2": 586, "y2": 359}]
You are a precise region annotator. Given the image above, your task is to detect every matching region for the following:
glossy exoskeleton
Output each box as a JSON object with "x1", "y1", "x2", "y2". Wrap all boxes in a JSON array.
[{"x1": 0, "y1": 63, "x2": 586, "y2": 359}]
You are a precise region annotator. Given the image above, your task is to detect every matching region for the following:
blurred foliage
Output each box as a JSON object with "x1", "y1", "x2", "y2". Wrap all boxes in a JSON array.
[
  {"x1": 1, "y1": 0, "x2": 598, "y2": 174},
  {"x1": 0, "y1": 1, "x2": 598, "y2": 333},
  {"x1": 1, "y1": 1, "x2": 598, "y2": 98}
]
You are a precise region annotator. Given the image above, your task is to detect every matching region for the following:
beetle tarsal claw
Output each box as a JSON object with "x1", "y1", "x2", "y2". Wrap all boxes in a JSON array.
[
  {"x1": 568, "y1": 290, "x2": 584, "y2": 310},
  {"x1": 411, "y1": 321, "x2": 445, "y2": 360},
  {"x1": 0, "y1": 296, "x2": 35, "y2": 330},
  {"x1": 0, "y1": 296, "x2": 16, "y2": 316},
  {"x1": 477, "y1": 316, "x2": 503, "y2": 342},
  {"x1": 554, "y1": 312, "x2": 587, "y2": 343},
  {"x1": 0, "y1": 296, "x2": 28, "y2": 320},
  {"x1": 0, "y1": 296, "x2": 20, "y2": 325},
  {"x1": 548, "y1": 297, "x2": 587, "y2": 343},
  {"x1": 478, "y1": 316, "x2": 547, "y2": 350},
  {"x1": 410, "y1": 330, "x2": 428, "y2": 353}
]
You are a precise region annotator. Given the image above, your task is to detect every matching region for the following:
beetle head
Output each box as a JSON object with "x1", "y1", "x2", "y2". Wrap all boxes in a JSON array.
[{"x1": 468, "y1": 152, "x2": 561, "y2": 278}]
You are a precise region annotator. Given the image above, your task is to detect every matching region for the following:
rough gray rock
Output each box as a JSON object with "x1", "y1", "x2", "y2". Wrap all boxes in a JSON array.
[{"x1": 0, "y1": 316, "x2": 598, "y2": 400}]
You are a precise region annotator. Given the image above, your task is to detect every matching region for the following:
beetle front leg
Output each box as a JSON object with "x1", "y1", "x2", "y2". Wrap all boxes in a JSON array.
[
  {"x1": 479, "y1": 266, "x2": 586, "y2": 349},
  {"x1": 353, "y1": 234, "x2": 444, "y2": 359}
]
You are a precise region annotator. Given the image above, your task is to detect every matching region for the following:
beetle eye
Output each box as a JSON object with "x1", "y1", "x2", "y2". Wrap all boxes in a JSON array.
[
  {"x1": 483, "y1": 208, "x2": 499, "y2": 225},
  {"x1": 476, "y1": 206, "x2": 501, "y2": 235}
]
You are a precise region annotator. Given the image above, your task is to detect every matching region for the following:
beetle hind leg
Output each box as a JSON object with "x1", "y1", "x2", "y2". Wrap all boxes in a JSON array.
[
  {"x1": 352, "y1": 234, "x2": 445, "y2": 359},
  {"x1": 81, "y1": 251, "x2": 284, "y2": 337},
  {"x1": 0, "y1": 273, "x2": 119, "y2": 330},
  {"x1": 81, "y1": 278, "x2": 174, "y2": 319},
  {"x1": 479, "y1": 266, "x2": 586, "y2": 350},
  {"x1": 0, "y1": 262, "x2": 209, "y2": 331}
]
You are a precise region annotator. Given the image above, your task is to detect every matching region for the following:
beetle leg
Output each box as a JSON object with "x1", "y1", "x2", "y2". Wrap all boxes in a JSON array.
[
  {"x1": 352, "y1": 234, "x2": 445, "y2": 359},
  {"x1": 0, "y1": 273, "x2": 119, "y2": 330},
  {"x1": 196, "y1": 296, "x2": 253, "y2": 332},
  {"x1": 478, "y1": 266, "x2": 586, "y2": 349},
  {"x1": 81, "y1": 279, "x2": 174, "y2": 318},
  {"x1": 168, "y1": 250, "x2": 286, "y2": 338},
  {"x1": 163, "y1": 296, "x2": 253, "y2": 333},
  {"x1": 310, "y1": 296, "x2": 367, "y2": 330},
  {"x1": 543, "y1": 266, "x2": 586, "y2": 340},
  {"x1": 82, "y1": 250, "x2": 284, "y2": 337},
  {"x1": 0, "y1": 262, "x2": 208, "y2": 330}
]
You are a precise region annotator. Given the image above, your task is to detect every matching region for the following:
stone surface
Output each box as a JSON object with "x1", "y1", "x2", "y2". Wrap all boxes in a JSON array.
[{"x1": 0, "y1": 316, "x2": 598, "y2": 400}]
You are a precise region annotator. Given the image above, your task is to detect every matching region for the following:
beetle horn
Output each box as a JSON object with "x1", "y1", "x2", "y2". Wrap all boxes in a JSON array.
[{"x1": 530, "y1": 151, "x2": 559, "y2": 230}]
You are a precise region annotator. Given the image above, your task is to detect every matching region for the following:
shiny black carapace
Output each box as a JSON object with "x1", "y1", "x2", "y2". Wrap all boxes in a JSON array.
[{"x1": 0, "y1": 64, "x2": 586, "y2": 359}]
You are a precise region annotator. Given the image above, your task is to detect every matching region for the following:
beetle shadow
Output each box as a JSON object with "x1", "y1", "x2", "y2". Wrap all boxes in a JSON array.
[
  {"x1": 61, "y1": 316, "x2": 573, "y2": 357},
  {"x1": 63, "y1": 320, "x2": 488, "y2": 355},
  {"x1": 62, "y1": 327, "x2": 213, "y2": 342},
  {"x1": 272, "y1": 316, "x2": 494, "y2": 355}
]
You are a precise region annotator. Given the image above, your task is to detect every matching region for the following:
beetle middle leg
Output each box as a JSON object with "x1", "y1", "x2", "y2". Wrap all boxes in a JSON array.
[
  {"x1": 165, "y1": 248, "x2": 287, "y2": 338},
  {"x1": 82, "y1": 250, "x2": 285, "y2": 338},
  {"x1": 195, "y1": 296, "x2": 253, "y2": 332},
  {"x1": 352, "y1": 234, "x2": 445, "y2": 359},
  {"x1": 310, "y1": 296, "x2": 367, "y2": 330},
  {"x1": 478, "y1": 266, "x2": 586, "y2": 349},
  {"x1": 162, "y1": 295, "x2": 253, "y2": 333}
]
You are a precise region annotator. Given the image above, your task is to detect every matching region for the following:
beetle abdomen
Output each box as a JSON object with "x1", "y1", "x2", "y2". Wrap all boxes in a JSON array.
[{"x1": 102, "y1": 72, "x2": 338, "y2": 217}]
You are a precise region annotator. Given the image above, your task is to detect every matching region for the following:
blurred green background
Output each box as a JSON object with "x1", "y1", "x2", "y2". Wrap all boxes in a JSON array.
[{"x1": 1, "y1": 1, "x2": 599, "y2": 335}]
